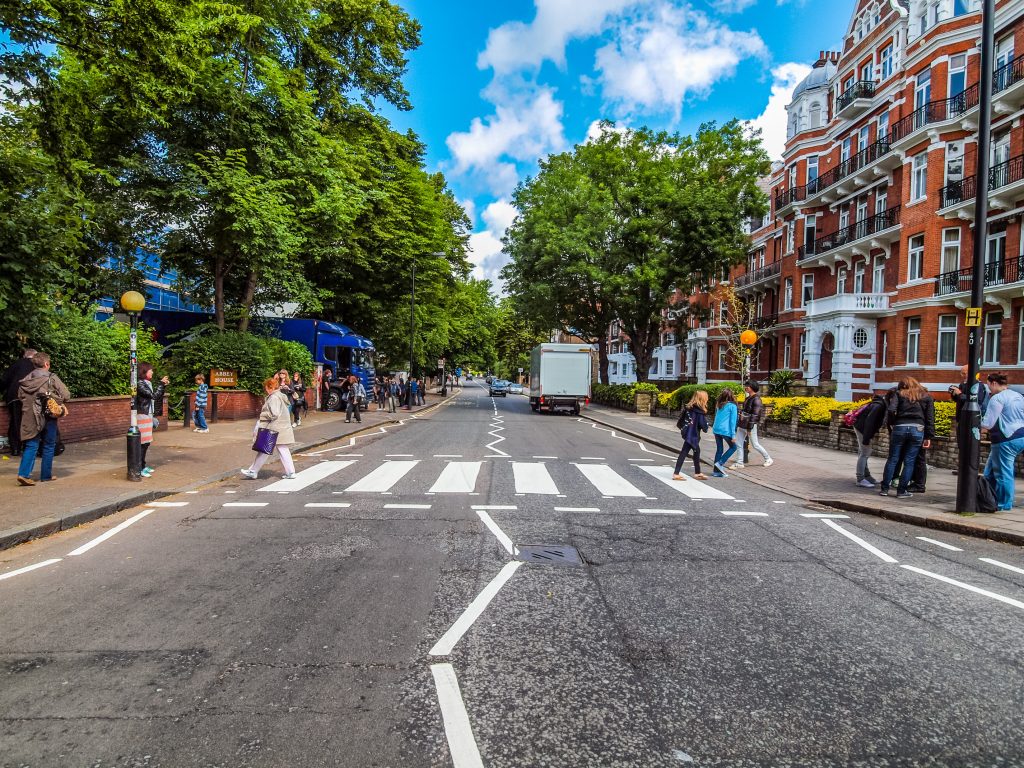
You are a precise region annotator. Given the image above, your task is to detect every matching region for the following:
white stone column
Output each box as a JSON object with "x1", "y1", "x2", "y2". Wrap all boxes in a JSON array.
[
  {"x1": 832, "y1": 321, "x2": 855, "y2": 401},
  {"x1": 696, "y1": 341, "x2": 708, "y2": 384},
  {"x1": 803, "y1": 326, "x2": 822, "y2": 386}
]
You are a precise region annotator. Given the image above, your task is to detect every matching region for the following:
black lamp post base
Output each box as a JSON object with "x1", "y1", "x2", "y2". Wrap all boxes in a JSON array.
[{"x1": 127, "y1": 431, "x2": 143, "y2": 482}]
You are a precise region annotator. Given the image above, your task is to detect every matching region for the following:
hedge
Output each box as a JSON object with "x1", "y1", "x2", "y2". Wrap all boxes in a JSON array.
[
  {"x1": 592, "y1": 382, "x2": 660, "y2": 408},
  {"x1": 658, "y1": 381, "x2": 744, "y2": 411},
  {"x1": 761, "y1": 396, "x2": 956, "y2": 438}
]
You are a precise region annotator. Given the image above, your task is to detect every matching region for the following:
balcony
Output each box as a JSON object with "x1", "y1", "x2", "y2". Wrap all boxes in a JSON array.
[
  {"x1": 836, "y1": 80, "x2": 875, "y2": 120},
  {"x1": 797, "y1": 205, "x2": 901, "y2": 269},
  {"x1": 994, "y1": 54, "x2": 1024, "y2": 115},
  {"x1": 936, "y1": 254, "x2": 1024, "y2": 300},
  {"x1": 734, "y1": 261, "x2": 781, "y2": 292},
  {"x1": 751, "y1": 312, "x2": 780, "y2": 329},
  {"x1": 889, "y1": 84, "x2": 980, "y2": 151},
  {"x1": 774, "y1": 185, "x2": 806, "y2": 216},
  {"x1": 818, "y1": 139, "x2": 902, "y2": 205},
  {"x1": 938, "y1": 153, "x2": 1024, "y2": 219},
  {"x1": 804, "y1": 292, "x2": 890, "y2": 319}
]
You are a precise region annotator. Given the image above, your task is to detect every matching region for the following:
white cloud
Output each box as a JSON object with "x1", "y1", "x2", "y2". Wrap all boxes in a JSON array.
[
  {"x1": 710, "y1": 0, "x2": 758, "y2": 11},
  {"x1": 594, "y1": 3, "x2": 766, "y2": 119},
  {"x1": 467, "y1": 199, "x2": 520, "y2": 286},
  {"x1": 445, "y1": 87, "x2": 567, "y2": 196},
  {"x1": 745, "y1": 61, "x2": 811, "y2": 160}
]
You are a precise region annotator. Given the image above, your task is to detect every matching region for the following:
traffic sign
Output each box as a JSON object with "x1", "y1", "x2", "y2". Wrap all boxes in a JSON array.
[{"x1": 965, "y1": 307, "x2": 982, "y2": 327}]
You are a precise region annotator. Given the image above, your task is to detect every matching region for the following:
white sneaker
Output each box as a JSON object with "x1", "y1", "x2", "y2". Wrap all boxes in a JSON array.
[
  {"x1": 198, "y1": 428, "x2": 209, "y2": 433},
  {"x1": 857, "y1": 478, "x2": 875, "y2": 488},
  {"x1": 764, "y1": 458, "x2": 774, "y2": 467},
  {"x1": 240, "y1": 468, "x2": 257, "y2": 479},
  {"x1": 729, "y1": 462, "x2": 744, "y2": 469},
  {"x1": 282, "y1": 472, "x2": 297, "y2": 479}
]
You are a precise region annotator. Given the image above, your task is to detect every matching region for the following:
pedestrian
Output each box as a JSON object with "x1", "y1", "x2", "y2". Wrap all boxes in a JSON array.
[
  {"x1": 852, "y1": 393, "x2": 887, "y2": 487},
  {"x1": 417, "y1": 378, "x2": 426, "y2": 405},
  {"x1": 387, "y1": 377, "x2": 398, "y2": 413},
  {"x1": 241, "y1": 376, "x2": 297, "y2": 480},
  {"x1": 672, "y1": 390, "x2": 709, "y2": 481},
  {"x1": 410, "y1": 377, "x2": 420, "y2": 408},
  {"x1": 193, "y1": 374, "x2": 209, "y2": 433},
  {"x1": 399, "y1": 377, "x2": 410, "y2": 410},
  {"x1": 320, "y1": 367, "x2": 333, "y2": 410},
  {"x1": 949, "y1": 364, "x2": 989, "y2": 475},
  {"x1": 879, "y1": 377, "x2": 934, "y2": 498},
  {"x1": 980, "y1": 372, "x2": 1024, "y2": 511},
  {"x1": 15, "y1": 352, "x2": 70, "y2": 486},
  {"x1": 136, "y1": 363, "x2": 169, "y2": 478},
  {"x1": 732, "y1": 380, "x2": 773, "y2": 468},
  {"x1": 711, "y1": 389, "x2": 739, "y2": 477},
  {"x1": 345, "y1": 374, "x2": 365, "y2": 423},
  {"x1": 277, "y1": 369, "x2": 292, "y2": 398},
  {"x1": 290, "y1": 371, "x2": 307, "y2": 426},
  {"x1": 1, "y1": 348, "x2": 36, "y2": 456}
]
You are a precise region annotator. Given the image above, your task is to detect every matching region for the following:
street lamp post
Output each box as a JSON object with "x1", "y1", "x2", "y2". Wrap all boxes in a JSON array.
[
  {"x1": 407, "y1": 262, "x2": 416, "y2": 409},
  {"x1": 740, "y1": 329, "x2": 758, "y2": 464},
  {"x1": 121, "y1": 291, "x2": 146, "y2": 482}
]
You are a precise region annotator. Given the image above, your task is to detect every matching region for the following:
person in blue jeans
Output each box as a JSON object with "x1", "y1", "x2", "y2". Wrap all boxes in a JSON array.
[
  {"x1": 711, "y1": 389, "x2": 739, "y2": 477},
  {"x1": 980, "y1": 372, "x2": 1024, "y2": 511},
  {"x1": 16, "y1": 352, "x2": 71, "y2": 486},
  {"x1": 193, "y1": 374, "x2": 209, "y2": 432},
  {"x1": 880, "y1": 377, "x2": 934, "y2": 499}
]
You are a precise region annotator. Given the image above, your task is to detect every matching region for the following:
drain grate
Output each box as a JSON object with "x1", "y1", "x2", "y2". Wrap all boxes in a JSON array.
[{"x1": 516, "y1": 545, "x2": 584, "y2": 567}]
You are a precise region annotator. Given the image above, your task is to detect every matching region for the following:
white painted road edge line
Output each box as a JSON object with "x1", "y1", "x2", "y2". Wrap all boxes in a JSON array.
[
  {"x1": 554, "y1": 507, "x2": 601, "y2": 513},
  {"x1": 430, "y1": 561, "x2": 523, "y2": 656},
  {"x1": 67, "y1": 509, "x2": 154, "y2": 557},
  {"x1": 383, "y1": 504, "x2": 432, "y2": 510},
  {"x1": 721, "y1": 511, "x2": 769, "y2": 517},
  {"x1": 638, "y1": 509, "x2": 687, "y2": 515},
  {"x1": 979, "y1": 557, "x2": 1024, "y2": 576},
  {"x1": 223, "y1": 502, "x2": 269, "y2": 507},
  {"x1": 800, "y1": 513, "x2": 850, "y2": 518},
  {"x1": 822, "y1": 519, "x2": 898, "y2": 563},
  {"x1": 916, "y1": 536, "x2": 963, "y2": 552},
  {"x1": 0, "y1": 558, "x2": 62, "y2": 581},
  {"x1": 430, "y1": 664, "x2": 485, "y2": 768},
  {"x1": 305, "y1": 502, "x2": 352, "y2": 508},
  {"x1": 471, "y1": 505, "x2": 517, "y2": 511},
  {"x1": 901, "y1": 564, "x2": 1024, "y2": 611},
  {"x1": 476, "y1": 511, "x2": 516, "y2": 555}
]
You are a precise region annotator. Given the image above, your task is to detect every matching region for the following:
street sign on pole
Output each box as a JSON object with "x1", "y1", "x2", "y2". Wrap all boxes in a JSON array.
[{"x1": 965, "y1": 307, "x2": 982, "y2": 327}]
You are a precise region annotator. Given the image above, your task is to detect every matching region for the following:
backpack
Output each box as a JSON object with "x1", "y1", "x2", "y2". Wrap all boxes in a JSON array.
[
  {"x1": 676, "y1": 407, "x2": 692, "y2": 435},
  {"x1": 976, "y1": 475, "x2": 998, "y2": 513},
  {"x1": 842, "y1": 403, "x2": 869, "y2": 428}
]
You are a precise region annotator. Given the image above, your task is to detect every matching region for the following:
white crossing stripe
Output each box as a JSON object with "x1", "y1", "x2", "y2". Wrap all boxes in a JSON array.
[
  {"x1": 384, "y1": 504, "x2": 432, "y2": 509},
  {"x1": 346, "y1": 461, "x2": 419, "y2": 493},
  {"x1": 223, "y1": 502, "x2": 268, "y2": 507},
  {"x1": 637, "y1": 465, "x2": 734, "y2": 500},
  {"x1": 512, "y1": 462, "x2": 559, "y2": 495},
  {"x1": 916, "y1": 536, "x2": 963, "y2": 551},
  {"x1": 638, "y1": 509, "x2": 687, "y2": 515},
  {"x1": 305, "y1": 502, "x2": 351, "y2": 508},
  {"x1": 979, "y1": 557, "x2": 1024, "y2": 575},
  {"x1": 554, "y1": 507, "x2": 601, "y2": 513},
  {"x1": 259, "y1": 460, "x2": 356, "y2": 492},
  {"x1": 574, "y1": 463, "x2": 645, "y2": 497},
  {"x1": 429, "y1": 462, "x2": 483, "y2": 494},
  {"x1": 801, "y1": 513, "x2": 850, "y2": 519},
  {"x1": 721, "y1": 510, "x2": 769, "y2": 517}
]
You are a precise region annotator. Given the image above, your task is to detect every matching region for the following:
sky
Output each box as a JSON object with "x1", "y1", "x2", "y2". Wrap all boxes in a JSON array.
[{"x1": 381, "y1": 0, "x2": 857, "y2": 288}]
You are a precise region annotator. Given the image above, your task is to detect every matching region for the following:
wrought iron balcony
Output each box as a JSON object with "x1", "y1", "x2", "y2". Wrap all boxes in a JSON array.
[
  {"x1": 797, "y1": 205, "x2": 901, "y2": 263},
  {"x1": 734, "y1": 260, "x2": 781, "y2": 290},
  {"x1": 938, "y1": 153, "x2": 1024, "y2": 212},
  {"x1": 890, "y1": 84, "x2": 980, "y2": 147},
  {"x1": 751, "y1": 312, "x2": 779, "y2": 329},
  {"x1": 994, "y1": 54, "x2": 1024, "y2": 95},
  {"x1": 936, "y1": 254, "x2": 1024, "y2": 296},
  {"x1": 836, "y1": 80, "x2": 875, "y2": 118}
]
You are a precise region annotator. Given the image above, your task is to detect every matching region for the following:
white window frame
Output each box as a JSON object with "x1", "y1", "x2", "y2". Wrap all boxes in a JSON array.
[
  {"x1": 938, "y1": 314, "x2": 957, "y2": 365},
  {"x1": 873, "y1": 256, "x2": 886, "y2": 292},
  {"x1": 784, "y1": 336, "x2": 792, "y2": 368},
  {"x1": 802, "y1": 274, "x2": 814, "y2": 306},
  {"x1": 911, "y1": 152, "x2": 928, "y2": 201},
  {"x1": 984, "y1": 312, "x2": 1003, "y2": 365},
  {"x1": 838, "y1": 267, "x2": 848, "y2": 294},
  {"x1": 941, "y1": 228, "x2": 961, "y2": 274},
  {"x1": 907, "y1": 317, "x2": 921, "y2": 365},
  {"x1": 784, "y1": 278, "x2": 793, "y2": 310},
  {"x1": 1018, "y1": 307, "x2": 1024, "y2": 363},
  {"x1": 908, "y1": 234, "x2": 925, "y2": 281},
  {"x1": 665, "y1": 359, "x2": 674, "y2": 377},
  {"x1": 854, "y1": 262, "x2": 865, "y2": 294},
  {"x1": 718, "y1": 346, "x2": 727, "y2": 371},
  {"x1": 880, "y1": 44, "x2": 894, "y2": 80}
]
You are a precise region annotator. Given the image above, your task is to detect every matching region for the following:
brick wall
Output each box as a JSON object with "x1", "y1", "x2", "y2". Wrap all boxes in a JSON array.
[
  {"x1": 186, "y1": 390, "x2": 264, "y2": 422},
  {"x1": 0, "y1": 396, "x2": 166, "y2": 446}
]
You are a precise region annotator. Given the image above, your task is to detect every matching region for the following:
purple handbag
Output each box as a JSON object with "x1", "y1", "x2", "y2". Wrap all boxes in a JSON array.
[{"x1": 252, "y1": 427, "x2": 278, "y2": 455}]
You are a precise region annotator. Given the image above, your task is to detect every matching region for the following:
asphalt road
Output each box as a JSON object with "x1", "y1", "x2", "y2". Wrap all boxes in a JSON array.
[{"x1": 2, "y1": 382, "x2": 1024, "y2": 768}]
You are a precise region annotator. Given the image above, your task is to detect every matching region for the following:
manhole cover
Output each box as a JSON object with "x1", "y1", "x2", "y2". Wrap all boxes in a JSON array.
[{"x1": 516, "y1": 545, "x2": 584, "y2": 567}]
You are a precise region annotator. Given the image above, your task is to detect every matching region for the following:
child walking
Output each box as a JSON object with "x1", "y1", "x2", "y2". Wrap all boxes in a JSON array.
[
  {"x1": 193, "y1": 374, "x2": 209, "y2": 433},
  {"x1": 711, "y1": 389, "x2": 739, "y2": 477},
  {"x1": 673, "y1": 390, "x2": 709, "y2": 480}
]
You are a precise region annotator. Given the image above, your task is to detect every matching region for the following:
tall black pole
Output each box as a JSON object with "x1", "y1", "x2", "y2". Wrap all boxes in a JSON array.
[
  {"x1": 126, "y1": 311, "x2": 142, "y2": 481},
  {"x1": 956, "y1": 0, "x2": 995, "y2": 512},
  {"x1": 407, "y1": 262, "x2": 416, "y2": 408}
]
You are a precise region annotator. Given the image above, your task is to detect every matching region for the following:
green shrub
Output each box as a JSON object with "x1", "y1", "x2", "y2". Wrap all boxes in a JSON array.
[
  {"x1": 592, "y1": 382, "x2": 660, "y2": 408},
  {"x1": 168, "y1": 330, "x2": 274, "y2": 395},
  {"x1": 767, "y1": 369, "x2": 798, "y2": 397},
  {"x1": 660, "y1": 381, "x2": 743, "y2": 411},
  {"x1": 265, "y1": 338, "x2": 314, "y2": 385}
]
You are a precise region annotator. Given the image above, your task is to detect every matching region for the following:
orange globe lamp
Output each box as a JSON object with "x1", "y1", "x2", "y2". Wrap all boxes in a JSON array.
[{"x1": 740, "y1": 329, "x2": 758, "y2": 346}]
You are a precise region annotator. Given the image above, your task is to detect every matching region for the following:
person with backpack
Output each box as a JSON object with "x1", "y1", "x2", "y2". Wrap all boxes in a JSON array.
[
  {"x1": 851, "y1": 394, "x2": 887, "y2": 487},
  {"x1": 673, "y1": 390, "x2": 710, "y2": 481},
  {"x1": 15, "y1": 352, "x2": 70, "y2": 486},
  {"x1": 949, "y1": 364, "x2": 989, "y2": 476},
  {"x1": 732, "y1": 380, "x2": 773, "y2": 468},
  {"x1": 711, "y1": 389, "x2": 739, "y2": 477},
  {"x1": 980, "y1": 372, "x2": 1024, "y2": 511},
  {"x1": 879, "y1": 377, "x2": 934, "y2": 499}
]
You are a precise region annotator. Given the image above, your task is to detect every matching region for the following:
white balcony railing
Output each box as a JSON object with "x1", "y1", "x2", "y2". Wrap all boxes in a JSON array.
[{"x1": 804, "y1": 292, "x2": 890, "y2": 318}]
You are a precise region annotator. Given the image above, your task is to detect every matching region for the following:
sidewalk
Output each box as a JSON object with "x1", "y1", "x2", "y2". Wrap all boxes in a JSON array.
[
  {"x1": 583, "y1": 403, "x2": 1024, "y2": 547},
  {"x1": 0, "y1": 394, "x2": 448, "y2": 551}
]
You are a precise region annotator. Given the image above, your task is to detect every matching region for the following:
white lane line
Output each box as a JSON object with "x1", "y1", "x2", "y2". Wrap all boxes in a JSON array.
[
  {"x1": 579, "y1": 457, "x2": 606, "y2": 461},
  {"x1": 574, "y1": 464, "x2": 646, "y2": 497},
  {"x1": 638, "y1": 509, "x2": 687, "y2": 515},
  {"x1": 383, "y1": 504, "x2": 432, "y2": 510},
  {"x1": 386, "y1": 454, "x2": 415, "y2": 457},
  {"x1": 430, "y1": 664, "x2": 485, "y2": 768},
  {"x1": 822, "y1": 519, "x2": 898, "y2": 563},
  {"x1": 0, "y1": 559, "x2": 62, "y2": 581},
  {"x1": 533, "y1": 456, "x2": 558, "y2": 459},
  {"x1": 917, "y1": 536, "x2": 963, "y2": 552},
  {"x1": 335, "y1": 453, "x2": 363, "y2": 457},
  {"x1": 259, "y1": 460, "x2": 356, "y2": 492},
  {"x1": 147, "y1": 501, "x2": 189, "y2": 507},
  {"x1": 554, "y1": 507, "x2": 601, "y2": 513},
  {"x1": 773, "y1": 500, "x2": 787, "y2": 504},
  {"x1": 476, "y1": 511, "x2": 516, "y2": 555},
  {"x1": 637, "y1": 465, "x2": 734, "y2": 500},
  {"x1": 901, "y1": 565, "x2": 1024, "y2": 611},
  {"x1": 801, "y1": 513, "x2": 850, "y2": 519},
  {"x1": 223, "y1": 502, "x2": 269, "y2": 507},
  {"x1": 429, "y1": 462, "x2": 483, "y2": 494},
  {"x1": 430, "y1": 561, "x2": 523, "y2": 656},
  {"x1": 346, "y1": 461, "x2": 419, "y2": 492},
  {"x1": 629, "y1": 458, "x2": 655, "y2": 462},
  {"x1": 979, "y1": 557, "x2": 1024, "y2": 576},
  {"x1": 512, "y1": 462, "x2": 559, "y2": 495},
  {"x1": 472, "y1": 505, "x2": 517, "y2": 511},
  {"x1": 434, "y1": 454, "x2": 464, "y2": 458},
  {"x1": 185, "y1": 491, "x2": 199, "y2": 494},
  {"x1": 305, "y1": 502, "x2": 352, "y2": 508},
  {"x1": 67, "y1": 509, "x2": 154, "y2": 556},
  {"x1": 721, "y1": 511, "x2": 769, "y2": 517}
]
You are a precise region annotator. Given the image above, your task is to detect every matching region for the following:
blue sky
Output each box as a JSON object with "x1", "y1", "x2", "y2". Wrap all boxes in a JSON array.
[{"x1": 382, "y1": 0, "x2": 857, "y2": 286}]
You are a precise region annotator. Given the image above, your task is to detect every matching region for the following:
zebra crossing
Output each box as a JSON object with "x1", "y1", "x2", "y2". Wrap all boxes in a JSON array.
[{"x1": 254, "y1": 457, "x2": 736, "y2": 501}]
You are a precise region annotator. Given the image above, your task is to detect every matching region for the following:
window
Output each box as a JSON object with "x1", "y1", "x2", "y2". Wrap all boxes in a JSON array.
[
  {"x1": 911, "y1": 152, "x2": 927, "y2": 201},
  {"x1": 908, "y1": 234, "x2": 925, "y2": 280},
  {"x1": 807, "y1": 156, "x2": 819, "y2": 185},
  {"x1": 783, "y1": 336, "x2": 792, "y2": 368},
  {"x1": 784, "y1": 278, "x2": 793, "y2": 310},
  {"x1": 842, "y1": 137, "x2": 852, "y2": 164},
  {"x1": 854, "y1": 262, "x2": 865, "y2": 294},
  {"x1": 799, "y1": 332, "x2": 807, "y2": 369},
  {"x1": 786, "y1": 223, "x2": 794, "y2": 254},
  {"x1": 839, "y1": 206, "x2": 850, "y2": 232},
  {"x1": 879, "y1": 330, "x2": 888, "y2": 366},
  {"x1": 907, "y1": 318, "x2": 921, "y2": 364},
  {"x1": 788, "y1": 165, "x2": 797, "y2": 189},
  {"x1": 880, "y1": 44, "x2": 894, "y2": 80},
  {"x1": 949, "y1": 53, "x2": 966, "y2": 99},
  {"x1": 941, "y1": 228, "x2": 961, "y2": 274},
  {"x1": 859, "y1": 125, "x2": 870, "y2": 153},
  {"x1": 878, "y1": 111, "x2": 890, "y2": 141},
  {"x1": 838, "y1": 267, "x2": 848, "y2": 294},
  {"x1": 984, "y1": 312, "x2": 1003, "y2": 364},
  {"x1": 665, "y1": 359, "x2": 674, "y2": 377},
  {"x1": 809, "y1": 102, "x2": 822, "y2": 129},
  {"x1": 611, "y1": 362, "x2": 619, "y2": 375},
  {"x1": 804, "y1": 215, "x2": 817, "y2": 253},
  {"x1": 860, "y1": 62, "x2": 872, "y2": 83},
  {"x1": 802, "y1": 274, "x2": 814, "y2": 305},
  {"x1": 873, "y1": 256, "x2": 886, "y2": 291},
  {"x1": 915, "y1": 69, "x2": 932, "y2": 115},
  {"x1": 1018, "y1": 307, "x2": 1024, "y2": 363},
  {"x1": 938, "y1": 315, "x2": 957, "y2": 364},
  {"x1": 854, "y1": 328, "x2": 869, "y2": 348},
  {"x1": 996, "y1": 36, "x2": 1016, "y2": 90},
  {"x1": 718, "y1": 346, "x2": 727, "y2": 371},
  {"x1": 945, "y1": 141, "x2": 964, "y2": 185},
  {"x1": 875, "y1": 187, "x2": 888, "y2": 215}
]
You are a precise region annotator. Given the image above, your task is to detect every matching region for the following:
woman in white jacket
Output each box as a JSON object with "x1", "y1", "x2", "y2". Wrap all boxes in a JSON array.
[{"x1": 241, "y1": 376, "x2": 297, "y2": 479}]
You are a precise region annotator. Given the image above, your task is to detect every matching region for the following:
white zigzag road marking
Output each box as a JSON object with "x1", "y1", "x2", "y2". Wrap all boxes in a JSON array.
[{"x1": 577, "y1": 418, "x2": 675, "y2": 459}]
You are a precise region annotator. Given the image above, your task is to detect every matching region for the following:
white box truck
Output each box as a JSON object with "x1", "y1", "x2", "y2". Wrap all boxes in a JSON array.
[{"x1": 529, "y1": 343, "x2": 593, "y2": 414}]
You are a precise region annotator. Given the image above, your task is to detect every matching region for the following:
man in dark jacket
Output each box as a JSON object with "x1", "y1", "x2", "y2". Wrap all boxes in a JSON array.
[
  {"x1": 16, "y1": 352, "x2": 70, "y2": 486},
  {"x1": 853, "y1": 394, "x2": 887, "y2": 487},
  {"x1": 1, "y1": 348, "x2": 36, "y2": 456},
  {"x1": 949, "y1": 364, "x2": 988, "y2": 477}
]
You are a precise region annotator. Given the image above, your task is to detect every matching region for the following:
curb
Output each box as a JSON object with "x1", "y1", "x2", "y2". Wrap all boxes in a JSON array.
[
  {"x1": 0, "y1": 397, "x2": 453, "y2": 553},
  {"x1": 581, "y1": 412, "x2": 1024, "y2": 548}
]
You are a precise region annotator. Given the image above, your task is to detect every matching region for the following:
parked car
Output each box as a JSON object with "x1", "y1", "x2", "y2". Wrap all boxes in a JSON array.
[
  {"x1": 508, "y1": 383, "x2": 524, "y2": 394},
  {"x1": 489, "y1": 379, "x2": 508, "y2": 397}
]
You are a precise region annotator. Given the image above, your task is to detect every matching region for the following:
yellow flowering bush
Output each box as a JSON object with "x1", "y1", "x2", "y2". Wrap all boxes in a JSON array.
[{"x1": 760, "y1": 395, "x2": 955, "y2": 436}]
